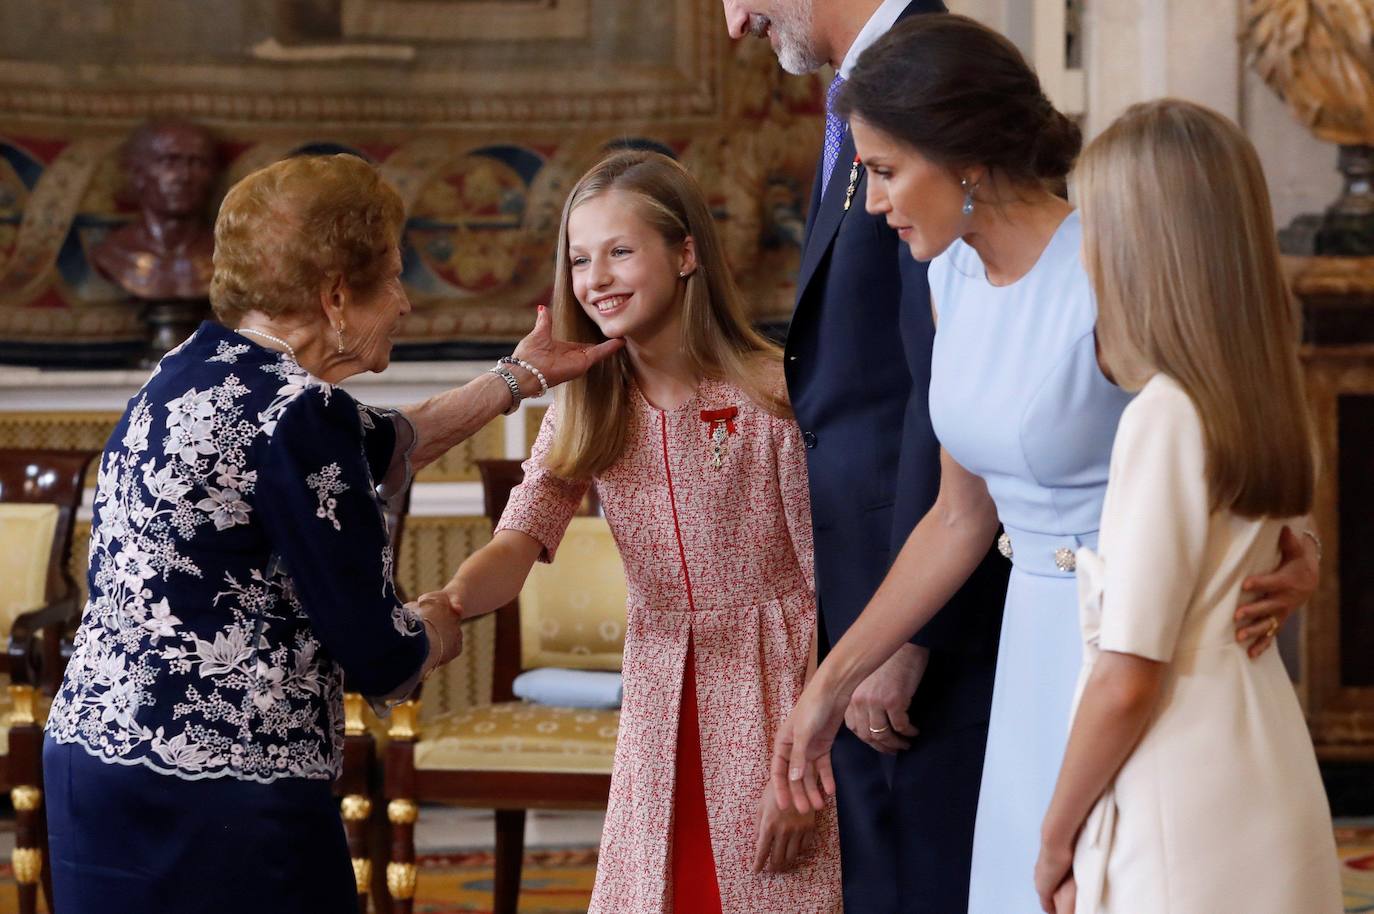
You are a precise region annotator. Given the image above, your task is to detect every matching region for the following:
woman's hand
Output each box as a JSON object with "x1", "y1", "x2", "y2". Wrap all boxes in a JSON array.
[
  {"x1": 512, "y1": 305, "x2": 624, "y2": 389},
  {"x1": 1235, "y1": 525, "x2": 1318, "y2": 658},
  {"x1": 752, "y1": 774, "x2": 817, "y2": 873},
  {"x1": 770, "y1": 679, "x2": 850, "y2": 814},
  {"x1": 413, "y1": 590, "x2": 464, "y2": 672},
  {"x1": 1034, "y1": 839, "x2": 1075, "y2": 913}
]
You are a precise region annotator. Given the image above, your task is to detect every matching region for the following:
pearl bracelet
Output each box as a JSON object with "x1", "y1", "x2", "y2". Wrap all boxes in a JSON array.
[{"x1": 499, "y1": 356, "x2": 550, "y2": 398}]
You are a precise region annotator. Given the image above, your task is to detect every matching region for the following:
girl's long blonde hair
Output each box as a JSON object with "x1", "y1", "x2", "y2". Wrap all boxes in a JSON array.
[
  {"x1": 543, "y1": 150, "x2": 788, "y2": 479},
  {"x1": 1078, "y1": 99, "x2": 1314, "y2": 517}
]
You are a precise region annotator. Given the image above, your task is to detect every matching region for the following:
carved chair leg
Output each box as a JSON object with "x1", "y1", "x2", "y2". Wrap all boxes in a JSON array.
[
  {"x1": 493, "y1": 808, "x2": 527, "y2": 914},
  {"x1": 12, "y1": 785, "x2": 41, "y2": 914},
  {"x1": 10, "y1": 687, "x2": 44, "y2": 914},
  {"x1": 341, "y1": 794, "x2": 373, "y2": 914},
  {"x1": 368, "y1": 792, "x2": 394, "y2": 914},
  {"x1": 386, "y1": 798, "x2": 419, "y2": 914},
  {"x1": 383, "y1": 700, "x2": 420, "y2": 914}
]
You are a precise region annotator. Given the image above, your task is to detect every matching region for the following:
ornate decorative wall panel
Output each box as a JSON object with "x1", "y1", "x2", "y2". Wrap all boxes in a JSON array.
[{"x1": 0, "y1": 1, "x2": 823, "y2": 363}]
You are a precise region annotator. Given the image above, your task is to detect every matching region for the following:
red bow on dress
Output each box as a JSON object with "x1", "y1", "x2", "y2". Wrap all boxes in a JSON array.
[{"x1": 700, "y1": 406, "x2": 738, "y2": 435}]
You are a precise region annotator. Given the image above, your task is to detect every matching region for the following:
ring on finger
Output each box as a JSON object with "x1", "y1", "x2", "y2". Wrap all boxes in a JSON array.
[
  {"x1": 868, "y1": 724, "x2": 890, "y2": 734},
  {"x1": 1266, "y1": 616, "x2": 1279, "y2": 639}
]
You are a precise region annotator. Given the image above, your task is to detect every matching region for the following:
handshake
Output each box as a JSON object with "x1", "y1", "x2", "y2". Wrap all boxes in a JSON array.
[{"x1": 407, "y1": 589, "x2": 466, "y2": 676}]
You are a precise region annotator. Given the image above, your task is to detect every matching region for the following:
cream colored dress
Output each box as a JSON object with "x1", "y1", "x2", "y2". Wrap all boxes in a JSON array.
[{"x1": 1071, "y1": 375, "x2": 1342, "y2": 914}]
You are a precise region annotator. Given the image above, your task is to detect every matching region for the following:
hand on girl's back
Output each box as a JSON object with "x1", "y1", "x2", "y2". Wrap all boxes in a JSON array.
[{"x1": 1233, "y1": 526, "x2": 1318, "y2": 658}]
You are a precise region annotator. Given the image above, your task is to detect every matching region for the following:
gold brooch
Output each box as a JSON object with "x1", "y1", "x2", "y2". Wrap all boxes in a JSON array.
[{"x1": 843, "y1": 155, "x2": 862, "y2": 211}]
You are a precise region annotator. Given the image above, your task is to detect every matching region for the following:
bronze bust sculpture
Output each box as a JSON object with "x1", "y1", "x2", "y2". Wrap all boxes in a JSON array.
[{"x1": 93, "y1": 120, "x2": 217, "y2": 300}]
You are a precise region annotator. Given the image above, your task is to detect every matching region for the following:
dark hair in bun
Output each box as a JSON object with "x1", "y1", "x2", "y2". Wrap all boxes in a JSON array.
[{"x1": 836, "y1": 13, "x2": 1081, "y2": 188}]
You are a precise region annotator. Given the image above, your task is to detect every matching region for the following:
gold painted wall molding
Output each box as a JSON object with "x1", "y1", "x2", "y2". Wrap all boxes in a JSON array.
[
  {"x1": 0, "y1": 411, "x2": 119, "y2": 453},
  {"x1": 0, "y1": 0, "x2": 715, "y2": 128},
  {"x1": 343, "y1": 0, "x2": 591, "y2": 43}
]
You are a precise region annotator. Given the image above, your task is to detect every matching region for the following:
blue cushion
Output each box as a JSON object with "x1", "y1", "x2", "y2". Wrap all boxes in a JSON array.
[{"x1": 512, "y1": 668, "x2": 623, "y2": 710}]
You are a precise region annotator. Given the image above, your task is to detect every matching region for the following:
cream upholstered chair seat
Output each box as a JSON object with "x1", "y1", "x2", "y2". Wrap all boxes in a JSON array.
[
  {"x1": 0, "y1": 504, "x2": 60, "y2": 636},
  {"x1": 0, "y1": 448, "x2": 100, "y2": 914},
  {"x1": 410, "y1": 515, "x2": 627, "y2": 775},
  {"x1": 0, "y1": 688, "x2": 54, "y2": 756},
  {"x1": 413, "y1": 702, "x2": 619, "y2": 775},
  {"x1": 0, "y1": 504, "x2": 62, "y2": 754}
]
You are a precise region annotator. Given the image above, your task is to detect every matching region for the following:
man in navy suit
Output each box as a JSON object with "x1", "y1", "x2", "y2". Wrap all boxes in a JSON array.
[{"x1": 721, "y1": 2, "x2": 1010, "y2": 911}]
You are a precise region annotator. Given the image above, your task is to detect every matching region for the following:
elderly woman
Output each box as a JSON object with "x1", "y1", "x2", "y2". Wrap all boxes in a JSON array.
[{"x1": 42, "y1": 153, "x2": 620, "y2": 914}]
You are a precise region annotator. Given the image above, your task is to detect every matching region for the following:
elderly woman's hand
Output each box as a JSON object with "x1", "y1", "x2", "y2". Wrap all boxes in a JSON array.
[
  {"x1": 512, "y1": 305, "x2": 624, "y2": 389},
  {"x1": 413, "y1": 591, "x2": 464, "y2": 670}
]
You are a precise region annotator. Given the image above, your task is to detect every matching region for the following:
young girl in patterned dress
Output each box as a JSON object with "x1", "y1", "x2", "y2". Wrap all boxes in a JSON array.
[{"x1": 427, "y1": 150, "x2": 841, "y2": 913}]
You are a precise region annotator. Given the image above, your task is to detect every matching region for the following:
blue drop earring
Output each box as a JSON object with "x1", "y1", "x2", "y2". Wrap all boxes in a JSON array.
[{"x1": 960, "y1": 177, "x2": 976, "y2": 216}]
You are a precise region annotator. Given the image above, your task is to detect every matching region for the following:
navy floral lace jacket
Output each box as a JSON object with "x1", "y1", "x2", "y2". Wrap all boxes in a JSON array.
[{"x1": 46, "y1": 321, "x2": 427, "y2": 784}]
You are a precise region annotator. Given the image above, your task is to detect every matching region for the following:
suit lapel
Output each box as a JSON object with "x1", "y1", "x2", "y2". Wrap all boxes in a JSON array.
[
  {"x1": 795, "y1": 129, "x2": 859, "y2": 300},
  {"x1": 790, "y1": 0, "x2": 945, "y2": 316}
]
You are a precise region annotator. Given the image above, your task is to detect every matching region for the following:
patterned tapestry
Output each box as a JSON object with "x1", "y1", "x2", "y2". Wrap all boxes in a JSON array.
[{"x1": 0, "y1": 0, "x2": 823, "y2": 363}]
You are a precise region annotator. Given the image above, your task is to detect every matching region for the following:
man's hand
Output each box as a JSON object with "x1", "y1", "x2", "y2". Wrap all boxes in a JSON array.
[
  {"x1": 843, "y1": 643, "x2": 928, "y2": 754},
  {"x1": 511, "y1": 305, "x2": 623, "y2": 390},
  {"x1": 752, "y1": 774, "x2": 817, "y2": 873},
  {"x1": 1235, "y1": 526, "x2": 1319, "y2": 659}
]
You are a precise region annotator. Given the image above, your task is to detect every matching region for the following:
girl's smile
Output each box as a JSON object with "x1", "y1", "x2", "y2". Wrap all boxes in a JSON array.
[{"x1": 567, "y1": 190, "x2": 693, "y2": 346}]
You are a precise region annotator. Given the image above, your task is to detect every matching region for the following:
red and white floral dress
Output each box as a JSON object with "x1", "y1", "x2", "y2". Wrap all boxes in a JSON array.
[{"x1": 498, "y1": 375, "x2": 842, "y2": 914}]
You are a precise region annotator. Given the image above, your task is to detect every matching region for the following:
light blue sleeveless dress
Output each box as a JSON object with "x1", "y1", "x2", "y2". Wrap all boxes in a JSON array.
[{"x1": 927, "y1": 212, "x2": 1133, "y2": 913}]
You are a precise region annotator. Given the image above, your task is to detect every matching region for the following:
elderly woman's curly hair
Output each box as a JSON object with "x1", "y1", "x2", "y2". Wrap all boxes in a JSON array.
[{"x1": 210, "y1": 153, "x2": 405, "y2": 325}]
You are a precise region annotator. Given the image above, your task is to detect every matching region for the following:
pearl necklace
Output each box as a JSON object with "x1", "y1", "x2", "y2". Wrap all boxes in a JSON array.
[{"x1": 238, "y1": 328, "x2": 298, "y2": 363}]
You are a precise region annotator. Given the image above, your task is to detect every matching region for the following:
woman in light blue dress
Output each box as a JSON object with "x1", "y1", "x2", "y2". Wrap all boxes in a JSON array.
[
  {"x1": 929, "y1": 208, "x2": 1130, "y2": 913},
  {"x1": 770, "y1": 15, "x2": 1319, "y2": 913}
]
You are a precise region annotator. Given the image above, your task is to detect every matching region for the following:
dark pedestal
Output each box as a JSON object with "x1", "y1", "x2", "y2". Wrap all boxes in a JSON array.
[
  {"x1": 139, "y1": 299, "x2": 210, "y2": 368},
  {"x1": 1280, "y1": 145, "x2": 1374, "y2": 258}
]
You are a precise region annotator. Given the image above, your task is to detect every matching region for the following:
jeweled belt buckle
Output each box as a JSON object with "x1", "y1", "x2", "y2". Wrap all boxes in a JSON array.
[{"x1": 995, "y1": 533, "x2": 1077, "y2": 572}]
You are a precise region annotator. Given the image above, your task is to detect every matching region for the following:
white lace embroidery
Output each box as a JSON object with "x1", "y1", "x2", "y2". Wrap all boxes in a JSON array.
[
  {"x1": 307, "y1": 463, "x2": 348, "y2": 531},
  {"x1": 207, "y1": 341, "x2": 251, "y2": 364},
  {"x1": 46, "y1": 357, "x2": 353, "y2": 784}
]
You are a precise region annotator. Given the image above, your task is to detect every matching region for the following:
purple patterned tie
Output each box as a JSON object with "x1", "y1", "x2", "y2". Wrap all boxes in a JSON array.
[{"x1": 821, "y1": 73, "x2": 846, "y2": 196}]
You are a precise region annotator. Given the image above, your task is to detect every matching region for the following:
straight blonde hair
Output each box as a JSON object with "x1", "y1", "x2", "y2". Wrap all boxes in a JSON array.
[
  {"x1": 1078, "y1": 99, "x2": 1314, "y2": 517},
  {"x1": 543, "y1": 150, "x2": 788, "y2": 479}
]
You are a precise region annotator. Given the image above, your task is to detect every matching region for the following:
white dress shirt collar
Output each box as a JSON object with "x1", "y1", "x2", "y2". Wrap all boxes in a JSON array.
[{"x1": 839, "y1": 0, "x2": 912, "y2": 79}]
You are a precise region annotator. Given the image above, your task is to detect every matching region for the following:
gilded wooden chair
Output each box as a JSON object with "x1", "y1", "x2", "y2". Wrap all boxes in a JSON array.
[
  {"x1": 383, "y1": 459, "x2": 626, "y2": 914},
  {"x1": 0, "y1": 447, "x2": 98, "y2": 914},
  {"x1": 336, "y1": 481, "x2": 413, "y2": 914}
]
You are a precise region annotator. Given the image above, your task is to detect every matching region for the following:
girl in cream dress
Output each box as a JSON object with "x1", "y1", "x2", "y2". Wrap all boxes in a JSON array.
[{"x1": 1034, "y1": 100, "x2": 1343, "y2": 914}]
